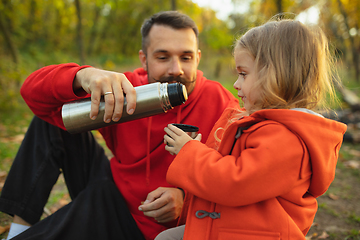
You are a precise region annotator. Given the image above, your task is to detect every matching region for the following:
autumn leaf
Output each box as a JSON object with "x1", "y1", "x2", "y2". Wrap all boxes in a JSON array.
[
  {"x1": 0, "y1": 225, "x2": 10, "y2": 235},
  {"x1": 0, "y1": 171, "x2": 7, "y2": 192},
  {"x1": 59, "y1": 193, "x2": 70, "y2": 206},
  {"x1": 305, "y1": 232, "x2": 317, "y2": 240},
  {"x1": 311, "y1": 222, "x2": 319, "y2": 227},
  {"x1": 344, "y1": 160, "x2": 360, "y2": 169},
  {"x1": 318, "y1": 231, "x2": 329, "y2": 239},
  {"x1": 328, "y1": 193, "x2": 340, "y2": 200},
  {"x1": 349, "y1": 149, "x2": 360, "y2": 157},
  {"x1": 0, "y1": 134, "x2": 24, "y2": 144}
]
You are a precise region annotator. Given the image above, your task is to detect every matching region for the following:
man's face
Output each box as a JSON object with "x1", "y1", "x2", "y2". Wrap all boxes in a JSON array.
[{"x1": 139, "y1": 24, "x2": 201, "y2": 95}]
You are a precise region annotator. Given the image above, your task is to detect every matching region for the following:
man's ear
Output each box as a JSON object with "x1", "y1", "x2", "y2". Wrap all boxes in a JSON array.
[
  {"x1": 139, "y1": 50, "x2": 147, "y2": 71},
  {"x1": 196, "y1": 49, "x2": 201, "y2": 66}
]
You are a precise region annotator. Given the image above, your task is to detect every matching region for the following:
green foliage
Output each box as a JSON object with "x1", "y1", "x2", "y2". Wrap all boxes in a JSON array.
[
  {"x1": 0, "y1": 0, "x2": 237, "y2": 109},
  {"x1": 319, "y1": 0, "x2": 360, "y2": 82},
  {"x1": 0, "y1": 97, "x2": 33, "y2": 172},
  {"x1": 348, "y1": 213, "x2": 360, "y2": 224},
  {"x1": 0, "y1": 57, "x2": 23, "y2": 110},
  {"x1": 0, "y1": 0, "x2": 359, "y2": 109},
  {"x1": 345, "y1": 229, "x2": 360, "y2": 240}
]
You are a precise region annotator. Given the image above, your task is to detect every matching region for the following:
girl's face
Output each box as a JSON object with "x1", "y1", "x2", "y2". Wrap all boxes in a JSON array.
[{"x1": 233, "y1": 48, "x2": 260, "y2": 111}]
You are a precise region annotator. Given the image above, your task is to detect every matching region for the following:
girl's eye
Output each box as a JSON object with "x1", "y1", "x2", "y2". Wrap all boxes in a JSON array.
[{"x1": 239, "y1": 72, "x2": 247, "y2": 78}]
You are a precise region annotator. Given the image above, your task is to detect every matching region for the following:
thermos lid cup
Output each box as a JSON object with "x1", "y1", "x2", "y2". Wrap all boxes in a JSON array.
[{"x1": 172, "y1": 123, "x2": 199, "y2": 132}]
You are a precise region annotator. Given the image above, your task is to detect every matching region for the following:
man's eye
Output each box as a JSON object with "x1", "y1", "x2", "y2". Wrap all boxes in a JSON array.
[
  {"x1": 157, "y1": 56, "x2": 168, "y2": 60},
  {"x1": 182, "y1": 56, "x2": 192, "y2": 61}
]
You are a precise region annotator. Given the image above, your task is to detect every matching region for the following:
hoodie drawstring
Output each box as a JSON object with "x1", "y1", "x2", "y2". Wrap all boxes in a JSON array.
[
  {"x1": 146, "y1": 117, "x2": 152, "y2": 186},
  {"x1": 145, "y1": 106, "x2": 182, "y2": 186},
  {"x1": 176, "y1": 105, "x2": 182, "y2": 123}
]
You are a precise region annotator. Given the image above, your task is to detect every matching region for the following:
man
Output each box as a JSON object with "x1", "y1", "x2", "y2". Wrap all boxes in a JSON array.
[{"x1": 0, "y1": 11, "x2": 238, "y2": 240}]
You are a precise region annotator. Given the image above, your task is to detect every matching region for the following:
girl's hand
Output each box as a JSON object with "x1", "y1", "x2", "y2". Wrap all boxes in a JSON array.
[{"x1": 164, "y1": 124, "x2": 202, "y2": 155}]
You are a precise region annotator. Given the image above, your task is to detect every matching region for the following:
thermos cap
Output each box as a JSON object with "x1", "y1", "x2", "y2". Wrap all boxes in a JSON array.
[{"x1": 168, "y1": 83, "x2": 188, "y2": 106}]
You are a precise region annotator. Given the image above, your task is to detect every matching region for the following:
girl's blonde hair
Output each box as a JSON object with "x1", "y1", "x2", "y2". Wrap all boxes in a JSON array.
[
  {"x1": 235, "y1": 18, "x2": 339, "y2": 113},
  {"x1": 213, "y1": 18, "x2": 340, "y2": 148}
]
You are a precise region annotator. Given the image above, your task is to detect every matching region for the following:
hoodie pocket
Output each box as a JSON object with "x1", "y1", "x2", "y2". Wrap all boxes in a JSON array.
[{"x1": 218, "y1": 229, "x2": 280, "y2": 240}]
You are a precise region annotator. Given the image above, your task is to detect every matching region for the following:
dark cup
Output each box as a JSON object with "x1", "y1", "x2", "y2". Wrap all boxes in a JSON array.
[{"x1": 172, "y1": 123, "x2": 199, "y2": 138}]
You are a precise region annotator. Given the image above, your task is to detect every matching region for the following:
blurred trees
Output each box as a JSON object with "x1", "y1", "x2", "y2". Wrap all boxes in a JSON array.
[
  {"x1": 318, "y1": 0, "x2": 360, "y2": 82},
  {"x1": 0, "y1": 0, "x2": 233, "y2": 65},
  {"x1": 229, "y1": 0, "x2": 360, "y2": 82},
  {"x1": 0, "y1": 10, "x2": 17, "y2": 64},
  {"x1": 1, "y1": 0, "x2": 359, "y2": 73},
  {"x1": 230, "y1": 0, "x2": 313, "y2": 27},
  {"x1": 0, "y1": 0, "x2": 359, "y2": 109},
  {"x1": 0, "y1": 0, "x2": 234, "y2": 109}
]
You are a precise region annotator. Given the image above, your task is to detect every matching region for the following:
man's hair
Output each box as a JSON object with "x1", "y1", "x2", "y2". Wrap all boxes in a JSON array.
[{"x1": 141, "y1": 11, "x2": 199, "y2": 54}]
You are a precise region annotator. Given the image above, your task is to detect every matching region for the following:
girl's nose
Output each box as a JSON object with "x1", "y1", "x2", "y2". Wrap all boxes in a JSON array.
[{"x1": 233, "y1": 78, "x2": 241, "y2": 90}]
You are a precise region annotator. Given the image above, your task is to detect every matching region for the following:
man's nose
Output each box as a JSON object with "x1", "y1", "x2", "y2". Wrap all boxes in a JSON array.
[{"x1": 169, "y1": 58, "x2": 184, "y2": 76}]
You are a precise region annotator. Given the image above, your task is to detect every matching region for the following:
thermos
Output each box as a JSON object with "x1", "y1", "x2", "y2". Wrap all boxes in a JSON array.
[{"x1": 62, "y1": 82, "x2": 188, "y2": 134}]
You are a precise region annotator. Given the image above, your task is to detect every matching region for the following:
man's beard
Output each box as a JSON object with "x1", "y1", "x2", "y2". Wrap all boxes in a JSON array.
[
  {"x1": 146, "y1": 63, "x2": 196, "y2": 85},
  {"x1": 152, "y1": 75, "x2": 196, "y2": 85}
]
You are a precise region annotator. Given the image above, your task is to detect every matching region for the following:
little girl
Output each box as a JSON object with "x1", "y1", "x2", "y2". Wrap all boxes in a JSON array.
[{"x1": 158, "y1": 19, "x2": 347, "y2": 240}]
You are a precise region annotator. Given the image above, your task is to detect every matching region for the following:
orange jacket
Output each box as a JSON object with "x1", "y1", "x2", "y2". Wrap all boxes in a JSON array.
[{"x1": 167, "y1": 108, "x2": 347, "y2": 240}]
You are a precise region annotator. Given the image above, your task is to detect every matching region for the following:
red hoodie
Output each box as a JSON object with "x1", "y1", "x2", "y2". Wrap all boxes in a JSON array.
[{"x1": 20, "y1": 63, "x2": 239, "y2": 240}]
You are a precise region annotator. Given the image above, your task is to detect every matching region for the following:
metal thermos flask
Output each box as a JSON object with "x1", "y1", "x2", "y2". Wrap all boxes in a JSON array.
[{"x1": 62, "y1": 82, "x2": 188, "y2": 134}]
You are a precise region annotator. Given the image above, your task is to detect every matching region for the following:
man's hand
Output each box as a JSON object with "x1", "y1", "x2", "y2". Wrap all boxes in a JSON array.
[
  {"x1": 138, "y1": 187, "x2": 184, "y2": 223},
  {"x1": 73, "y1": 68, "x2": 136, "y2": 123}
]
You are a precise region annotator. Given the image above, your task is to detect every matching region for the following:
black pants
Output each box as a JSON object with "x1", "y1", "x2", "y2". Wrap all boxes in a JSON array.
[{"x1": 0, "y1": 116, "x2": 145, "y2": 240}]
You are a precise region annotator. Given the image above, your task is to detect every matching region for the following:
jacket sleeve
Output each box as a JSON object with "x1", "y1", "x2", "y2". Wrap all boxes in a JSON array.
[
  {"x1": 166, "y1": 122, "x2": 307, "y2": 207},
  {"x1": 21, "y1": 63, "x2": 91, "y2": 129}
]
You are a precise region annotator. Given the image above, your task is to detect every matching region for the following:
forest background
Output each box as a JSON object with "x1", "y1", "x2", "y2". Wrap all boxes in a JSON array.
[{"x1": 0, "y1": 0, "x2": 360, "y2": 239}]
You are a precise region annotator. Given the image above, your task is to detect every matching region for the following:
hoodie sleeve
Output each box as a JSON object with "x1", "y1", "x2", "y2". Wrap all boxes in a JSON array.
[
  {"x1": 21, "y1": 63, "x2": 91, "y2": 129},
  {"x1": 166, "y1": 122, "x2": 308, "y2": 207}
]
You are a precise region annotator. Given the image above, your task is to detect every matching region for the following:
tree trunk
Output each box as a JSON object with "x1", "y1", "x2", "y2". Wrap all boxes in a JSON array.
[
  {"x1": 1, "y1": 0, "x2": 13, "y2": 33},
  {"x1": 0, "y1": 10, "x2": 18, "y2": 64},
  {"x1": 75, "y1": 0, "x2": 85, "y2": 64},
  {"x1": 336, "y1": 0, "x2": 360, "y2": 82},
  {"x1": 214, "y1": 60, "x2": 222, "y2": 78},
  {"x1": 171, "y1": 0, "x2": 177, "y2": 10},
  {"x1": 276, "y1": 0, "x2": 282, "y2": 13},
  {"x1": 95, "y1": 1, "x2": 118, "y2": 55},
  {"x1": 53, "y1": 8, "x2": 61, "y2": 47},
  {"x1": 87, "y1": 5, "x2": 101, "y2": 56},
  {"x1": 28, "y1": 0, "x2": 37, "y2": 42},
  {"x1": 336, "y1": 83, "x2": 360, "y2": 111},
  {"x1": 120, "y1": 11, "x2": 147, "y2": 55}
]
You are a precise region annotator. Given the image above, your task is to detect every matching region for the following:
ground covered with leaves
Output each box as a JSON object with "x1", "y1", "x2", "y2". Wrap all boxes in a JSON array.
[
  {"x1": 0, "y1": 107, "x2": 360, "y2": 239},
  {"x1": 306, "y1": 142, "x2": 360, "y2": 239}
]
